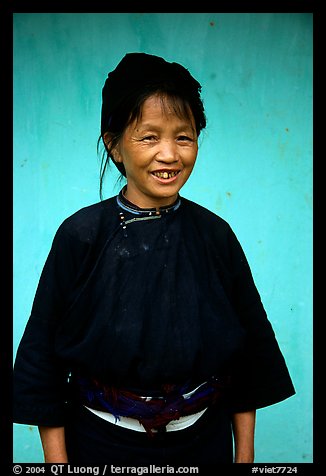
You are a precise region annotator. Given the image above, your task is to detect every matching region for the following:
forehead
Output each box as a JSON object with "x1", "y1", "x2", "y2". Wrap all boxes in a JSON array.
[
  {"x1": 142, "y1": 94, "x2": 174, "y2": 111},
  {"x1": 135, "y1": 93, "x2": 195, "y2": 127}
]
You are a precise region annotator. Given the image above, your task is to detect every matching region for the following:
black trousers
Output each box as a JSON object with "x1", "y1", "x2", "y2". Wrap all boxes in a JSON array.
[{"x1": 65, "y1": 403, "x2": 234, "y2": 465}]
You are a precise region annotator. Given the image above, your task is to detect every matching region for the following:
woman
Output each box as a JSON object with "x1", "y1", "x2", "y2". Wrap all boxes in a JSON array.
[{"x1": 13, "y1": 52, "x2": 295, "y2": 464}]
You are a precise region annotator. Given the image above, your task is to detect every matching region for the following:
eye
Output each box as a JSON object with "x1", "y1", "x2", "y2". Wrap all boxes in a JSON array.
[
  {"x1": 141, "y1": 135, "x2": 158, "y2": 141},
  {"x1": 177, "y1": 135, "x2": 194, "y2": 142}
]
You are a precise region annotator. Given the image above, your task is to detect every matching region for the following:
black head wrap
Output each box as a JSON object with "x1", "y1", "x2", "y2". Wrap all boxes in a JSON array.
[
  {"x1": 101, "y1": 53, "x2": 203, "y2": 131},
  {"x1": 100, "y1": 52, "x2": 205, "y2": 177}
]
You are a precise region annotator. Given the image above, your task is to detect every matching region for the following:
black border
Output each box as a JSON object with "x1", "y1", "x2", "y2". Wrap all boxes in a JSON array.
[{"x1": 4, "y1": 2, "x2": 317, "y2": 472}]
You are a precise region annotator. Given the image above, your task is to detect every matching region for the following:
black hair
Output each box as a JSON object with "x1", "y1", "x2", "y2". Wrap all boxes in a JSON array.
[{"x1": 98, "y1": 55, "x2": 206, "y2": 200}]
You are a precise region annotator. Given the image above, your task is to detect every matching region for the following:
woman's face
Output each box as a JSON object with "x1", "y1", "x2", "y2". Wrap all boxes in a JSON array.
[{"x1": 113, "y1": 94, "x2": 198, "y2": 208}]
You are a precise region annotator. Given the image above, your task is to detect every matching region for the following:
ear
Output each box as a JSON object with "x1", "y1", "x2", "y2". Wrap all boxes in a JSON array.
[
  {"x1": 103, "y1": 132, "x2": 123, "y2": 163},
  {"x1": 103, "y1": 132, "x2": 113, "y2": 149},
  {"x1": 111, "y1": 146, "x2": 123, "y2": 163}
]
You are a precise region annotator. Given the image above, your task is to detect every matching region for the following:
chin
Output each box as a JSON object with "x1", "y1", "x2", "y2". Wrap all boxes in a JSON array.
[{"x1": 153, "y1": 189, "x2": 179, "y2": 199}]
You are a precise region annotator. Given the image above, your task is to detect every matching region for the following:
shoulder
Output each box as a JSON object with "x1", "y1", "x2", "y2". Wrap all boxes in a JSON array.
[
  {"x1": 180, "y1": 197, "x2": 232, "y2": 233},
  {"x1": 180, "y1": 197, "x2": 243, "y2": 258},
  {"x1": 55, "y1": 196, "x2": 118, "y2": 244}
]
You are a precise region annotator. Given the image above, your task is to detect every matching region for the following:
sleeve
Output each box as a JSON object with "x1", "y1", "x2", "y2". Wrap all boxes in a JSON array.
[
  {"x1": 13, "y1": 222, "x2": 90, "y2": 426},
  {"x1": 224, "y1": 226, "x2": 296, "y2": 413}
]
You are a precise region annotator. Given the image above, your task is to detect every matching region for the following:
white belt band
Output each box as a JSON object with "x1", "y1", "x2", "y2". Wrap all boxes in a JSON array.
[{"x1": 84, "y1": 405, "x2": 207, "y2": 432}]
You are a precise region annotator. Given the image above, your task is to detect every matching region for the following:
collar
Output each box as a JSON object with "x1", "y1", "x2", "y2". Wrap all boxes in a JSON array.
[{"x1": 116, "y1": 187, "x2": 181, "y2": 217}]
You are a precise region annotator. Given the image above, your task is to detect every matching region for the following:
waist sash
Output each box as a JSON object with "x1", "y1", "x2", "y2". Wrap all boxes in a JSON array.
[{"x1": 76, "y1": 376, "x2": 229, "y2": 436}]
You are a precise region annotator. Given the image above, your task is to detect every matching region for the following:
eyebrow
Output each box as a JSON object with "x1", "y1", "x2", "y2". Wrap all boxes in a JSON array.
[{"x1": 135, "y1": 123, "x2": 196, "y2": 133}]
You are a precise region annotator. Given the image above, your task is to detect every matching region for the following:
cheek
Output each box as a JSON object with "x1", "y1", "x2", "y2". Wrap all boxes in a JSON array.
[
  {"x1": 123, "y1": 154, "x2": 152, "y2": 179},
  {"x1": 118, "y1": 146, "x2": 142, "y2": 170},
  {"x1": 185, "y1": 163, "x2": 196, "y2": 179},
  {"x1": 183, "y1": 149, "x2": 198, "y2": 168},
  {"x1": 182, "y1": 156, "x2": 197, "y2": 182}
]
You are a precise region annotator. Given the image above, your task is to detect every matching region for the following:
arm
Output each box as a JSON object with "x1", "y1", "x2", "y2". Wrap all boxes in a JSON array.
[
  {"x1": 38, "y1": 426, "x2": 68, "y2": 463},
  {"x1": 14, "y1": 223, "x2": 90, "y2": 427},
  {"x1": 232, "y1": 409, "x2": 256, "y2": 463}
]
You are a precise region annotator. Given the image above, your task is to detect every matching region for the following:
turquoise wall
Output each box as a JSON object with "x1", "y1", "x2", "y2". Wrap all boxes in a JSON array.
[{"x1": 13, "y1": 13, "x2": 313, "y2": 463}]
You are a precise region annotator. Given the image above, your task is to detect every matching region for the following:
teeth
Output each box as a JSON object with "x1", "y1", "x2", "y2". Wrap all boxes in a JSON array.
[{"x1": 153, "y1": 171, "x2": 179, "y2": 179}]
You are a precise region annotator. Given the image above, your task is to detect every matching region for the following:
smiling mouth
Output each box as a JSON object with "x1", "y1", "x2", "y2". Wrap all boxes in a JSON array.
[{"x1": 151, "y1": 170, "x2": 180, "y2": 179}]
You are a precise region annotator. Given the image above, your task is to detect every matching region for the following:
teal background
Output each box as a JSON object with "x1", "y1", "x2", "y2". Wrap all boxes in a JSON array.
[{"x1": 13, "y1": 13, "x2": 313, "y2": 463}]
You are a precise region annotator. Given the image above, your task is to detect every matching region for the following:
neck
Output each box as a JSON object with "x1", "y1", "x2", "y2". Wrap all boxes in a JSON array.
[{"x1": 123, "y1": 187, "x2": 178, "y2": 210}]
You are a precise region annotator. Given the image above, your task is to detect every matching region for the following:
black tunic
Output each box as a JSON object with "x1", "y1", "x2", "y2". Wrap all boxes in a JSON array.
[{"x1": 13, "y1": 190, "x2": 295, "y2": 429}]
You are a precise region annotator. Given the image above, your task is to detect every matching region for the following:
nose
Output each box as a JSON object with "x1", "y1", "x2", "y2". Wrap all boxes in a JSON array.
[{"x1": 156, "y1": 139, "x2": 178, "y2": 163}]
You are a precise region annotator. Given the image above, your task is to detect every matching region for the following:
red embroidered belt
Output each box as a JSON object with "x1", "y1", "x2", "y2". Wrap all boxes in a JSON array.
[{"x1": 76, "y1": 375, "x2": 230, "y2": 436}]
